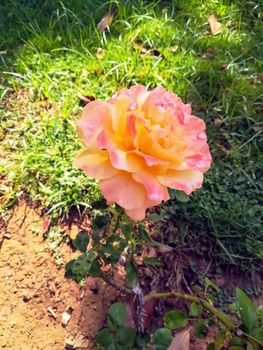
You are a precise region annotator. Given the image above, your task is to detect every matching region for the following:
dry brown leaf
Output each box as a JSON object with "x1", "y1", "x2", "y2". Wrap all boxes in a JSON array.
[
  {"x1": 168, "y1": 328, "x2": 191, "y2": 350},
  {"x1": 208, "y1": 12, "x2": 222, "y2": 35},
  {"x1": 97, "y1": 7, "x2": 117, "y2": 32},
  {"x1": 96, "y1": 47, "x2": 105, "y2": 60}
]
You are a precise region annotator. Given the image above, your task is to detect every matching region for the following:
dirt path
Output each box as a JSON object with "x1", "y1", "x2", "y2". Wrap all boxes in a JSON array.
[{"x1": 0, "y1": 202, "x2": 117, "y2": 350}]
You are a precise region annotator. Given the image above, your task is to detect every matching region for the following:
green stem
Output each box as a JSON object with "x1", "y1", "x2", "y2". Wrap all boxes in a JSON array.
[
  {"x1": 144, "y1": 292, "x2": 263, "y2": 347},
  {"x1": 144, "y1": 291, "x2": 235, "y2": 329},
  {"x1": 108, "y1": 206, "x2": 121, "y2": 236}
]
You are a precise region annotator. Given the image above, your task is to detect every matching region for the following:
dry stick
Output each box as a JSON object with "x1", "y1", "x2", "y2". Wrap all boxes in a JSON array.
[{"x1": 144, "y1": 291, "x2": 263, "y2": 348}]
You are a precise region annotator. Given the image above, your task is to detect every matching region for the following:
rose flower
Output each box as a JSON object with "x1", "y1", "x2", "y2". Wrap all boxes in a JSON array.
[{"x1": 75, "y1": 85, "x2": 212, "y2": 220}]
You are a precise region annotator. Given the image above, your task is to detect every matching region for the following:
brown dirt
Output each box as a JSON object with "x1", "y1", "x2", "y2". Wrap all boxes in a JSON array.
[
  {"x1": 1, "y1": 201, "x2": 261, "y2": 350},
  {"x1": 0, "y1": 202, "x2": 118, "y2": 350}
]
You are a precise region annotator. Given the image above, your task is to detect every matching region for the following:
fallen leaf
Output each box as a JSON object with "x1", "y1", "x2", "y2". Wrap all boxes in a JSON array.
[
  {"x1": 251, "y1": 125, "x2": 262, "y2": 132},
  {"x1": 171, "y1": 45, "x2": 179, "y2": 53},
  {"x1": 96, "y1": 47, "x2": 105, "y2": 60},
  {"x1": 78, "y1": 93, "x2": 95, "y2": 106},
  {"x1": 168, "y1": 328, "x2": 190, "y2": 350},
  {"x1": 213, "y1": 117, "x2": 223, "y2": 125},
  {"x1": 202, "y1": 47, "x2": 215, "y2": 59},
  {"x1": 97, "y1": 7, "x2": 117, "y2": 32},
  {"x1": 208, "y1": 12, "x2": 222, "y2": 35}
]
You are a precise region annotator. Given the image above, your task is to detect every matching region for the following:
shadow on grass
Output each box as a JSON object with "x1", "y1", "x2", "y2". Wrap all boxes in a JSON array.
[{"x1": 0, "y1": 0, "x2": 262, "y2": 271}]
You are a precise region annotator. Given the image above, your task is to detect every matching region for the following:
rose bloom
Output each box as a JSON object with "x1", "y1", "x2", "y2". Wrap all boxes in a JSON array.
[{"x1": 75, "y1": 85, "x2": 212, "y2": 220}]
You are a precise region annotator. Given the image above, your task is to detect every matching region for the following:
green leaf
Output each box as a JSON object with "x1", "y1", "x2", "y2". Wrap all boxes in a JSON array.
[
  {"x1": 73, "y1": 231, "x2": 89, "y2": 253},
  {"x1": 107, "y1": 316, "x2": 118, "y2": 332},
  {"x1": 91, "y1": 198, "x2": 108, "y2": 209},
  {"x1": 194, "y1": 321, "x2": 208, "y2": 339},
  {"x1": 64, "y1": 259, "x2": 76, "y2": 280},
  {"x1": 229, "y1": 337, "x2": 246, "y2": 347},
  {"x1": 136, "y1": 333, "x2": 151, "y2": 348},
  {"x1": 88, "y1": 258, "x2": 101, "y2": 278},
  {"x1": 116, "y1": 327, "x2": 136, "y2": 347},
  {"x1": 229, "y1": 302, "x2": 239, "y2": 313},
  {"x1": 106, "y1": 344, "x2": 118, "y2": 350},
  {"x1": 100, "y1": 245, "x2": 121, "y2": 264},
  {"x1": 163, "y1": 310, "x2": 188, "y2": 330},
  {"x1": 228, "y1": 347, "x2": 246, "y2": 350},
  {"x1": 143, "y1": 257, "x2": 163, "y2": 267},
  {"x1": 236, "y1": 288, "x2": 257, "y2": 333},
  {"x1": 108, "y1": 303, "x2": 127, "y2": 327},
  {"x1": 206, "y1": 344, "x2": 215, "y2": 350},
  {"x1": 257, "y1": 305, "x2": 263, "y2": 326},
  {"x1": 138, "y1": 224, "x2": 151, "y2": 242},
  {"x1": 125, "y1": 262, "x2": 138, "y2": 288},
  {"x1": 64, "y1": 252, "x2": 95, "y2": 282},
  {"x1": 172, "y1": 190, "x2": 190, "y2": 202},
  {"x1": 97, "y1": 328, "x2": 115, "y2": 346},
  {"x1": 149, "y1": 213, "x2": 164, "y2": 221},
  {"x1": 214, "y1": 333, "x2": 225, "y2": 350},
  {"x1": 250, "y1": 328, "x2": 263, "y2": 343},
  {"x1": 152, "y1": 328, "x2": 173, "y2": 350},
  {"x1": 93, "y1": 214, "x2": 111, "y2": 229},
  {"x1": 189, "y1": 302, "x2": 203, "y2": 317},
  {"x1": 120, "y1": 223, "x2": 133, "y2": 240},
  {"x1": 92, "y1": 228, "x2": 100, "y2": 245}
]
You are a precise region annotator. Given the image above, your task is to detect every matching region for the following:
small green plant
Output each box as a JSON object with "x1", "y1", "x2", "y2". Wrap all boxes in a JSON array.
[
  {"x1": 95, "y1": 288, "x2": 263, "y2": 350},
  {"x1": 65, "y1": 209, "x2": 262, "y2": 350}
]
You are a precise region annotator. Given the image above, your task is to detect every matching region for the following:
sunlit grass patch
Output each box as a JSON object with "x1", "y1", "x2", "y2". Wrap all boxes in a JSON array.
[{"x1": 0, "y1": 0, "x2": 262, "y2": 270}]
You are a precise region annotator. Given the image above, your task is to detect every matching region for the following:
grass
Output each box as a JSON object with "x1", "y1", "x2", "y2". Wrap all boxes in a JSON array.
[{"x1": 0, "y1": 0, "x2": 262, "y2": 271}]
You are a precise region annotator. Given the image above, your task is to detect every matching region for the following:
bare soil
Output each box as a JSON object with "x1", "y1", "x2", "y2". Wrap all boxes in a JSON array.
[
  {"x1": 0, "y1": 202, "x2": 118, "y2": 350},
  {"x1": 0, "y1": 202, "x2": 261, "y2": 350}
]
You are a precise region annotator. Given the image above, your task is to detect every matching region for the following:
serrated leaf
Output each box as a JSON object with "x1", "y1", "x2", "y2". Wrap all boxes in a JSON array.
[
  {"x1": 64, "y1": 252, "x2": 95, "y2": 282},
  {"x1": 125, "y1": 262, "x2": 138, "y2": 288},
  {"x1": 152, "y1": 328, "x2": 173, "y2": 350},
  {"x1": 189, "y1": 303, "x2": 203, "y2": 317},
  {"x1": 194, "y1": 321, "x2": 208, "y2": 339},
  {"x1": 138, "y1": 224, "x2": 151, "y2": 242},
  {"x1": 120, "y1": 223, "x2": 133, "y2": 240},
  {"x1": 73, "y1": 231, "x2": 89, "y2": 253},
  {"x1": 97, "y1": 328, "x2": 115, "y2": 346},
  {"x1": 164, "y1": 310, "x2": 188, "y2": 330},
  {"x1": 143, "y1": 257, "x2": 163, "y2": 267},
  {"x1": 236, "y1": 288, "x2": 257, "y2": 333},
  {"x1": 116, "y1": 327, "x2": 136, "y2": 347},
  {"x1": 108, "y1": 303, "x2": 127, "y2": 327}
]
